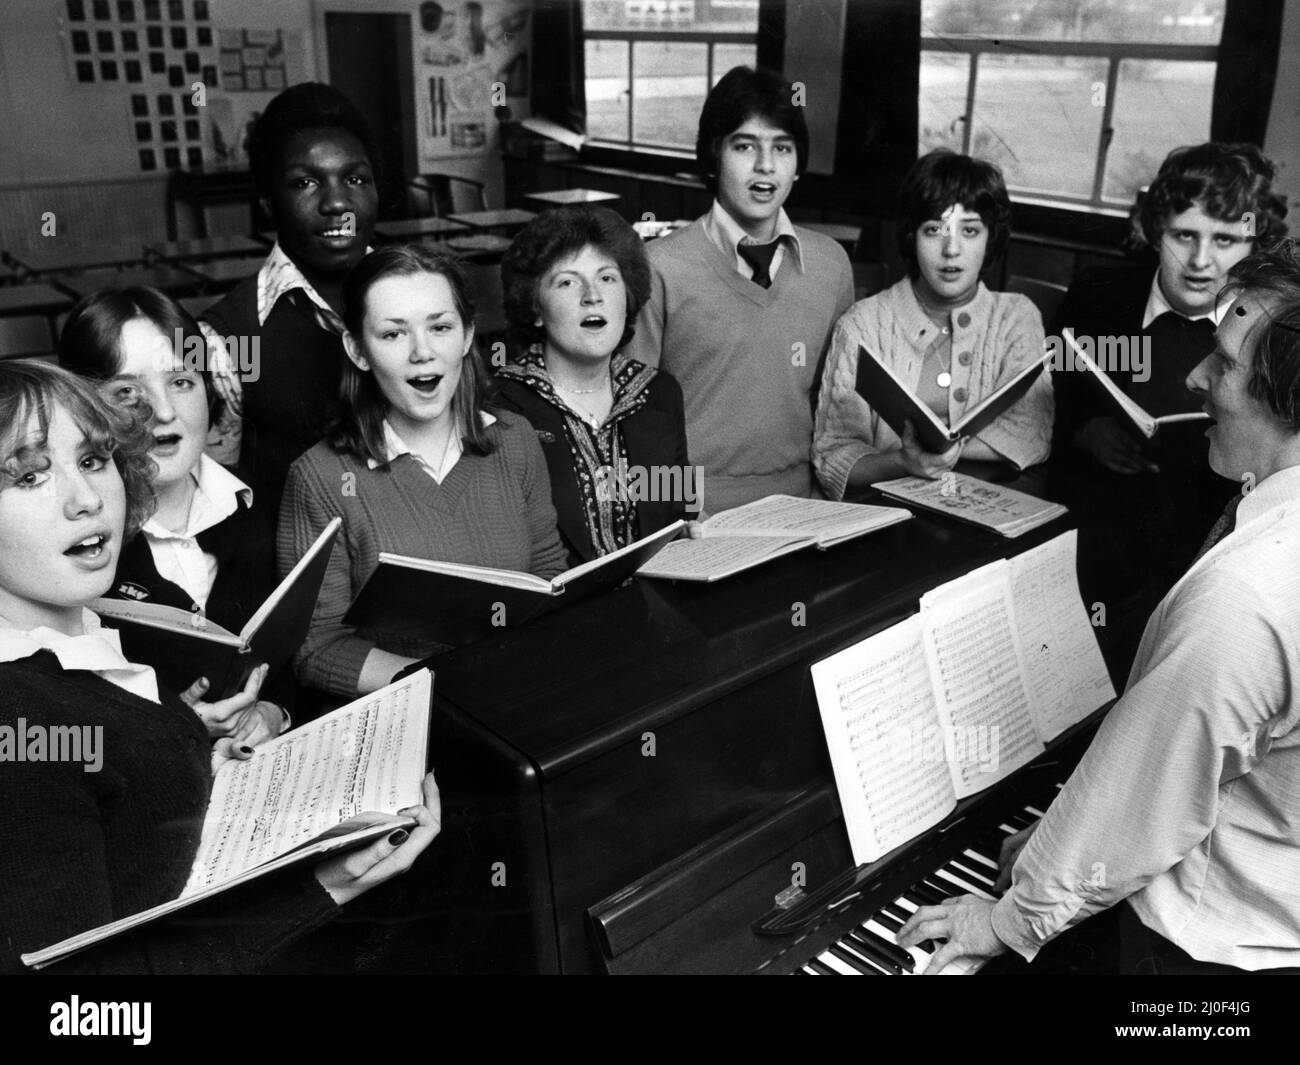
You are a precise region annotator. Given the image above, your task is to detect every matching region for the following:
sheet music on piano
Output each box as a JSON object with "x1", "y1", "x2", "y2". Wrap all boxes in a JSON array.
[{"x1": 812, "y1": 531, "x2": 1115, "y2": 867}]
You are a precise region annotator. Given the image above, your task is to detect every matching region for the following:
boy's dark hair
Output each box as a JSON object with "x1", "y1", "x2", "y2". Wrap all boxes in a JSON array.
[
  {"x1": 501, "y1": 205, "x2": 651, "y2": 351},
  {"x1": 695, "y1": 66, "x2": 809, "y2": 194},
  {"x1": 58, "y1": 286, "x2": 223, "y2": 426},
  {"x1": 1222, "y1": 238, "x2": 1300, "y2": 432},
  {"x1": 248, "y1": 82, "x2": 383, "y2": 200},
  {"x1": 896, "y1": 149, "x2": 1013, "y2": 275},
  {"x1": 1140, "y1": 142, "x2": 1287, "y2": 247},
  {"x1": 332, "y1": 243, "x2": 496, "y2": 464}
]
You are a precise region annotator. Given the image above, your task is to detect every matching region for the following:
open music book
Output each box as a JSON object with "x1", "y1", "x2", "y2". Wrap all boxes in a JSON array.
[
  {"x1": 812, "y1": 530, "x2": 1114, "y2": 866},
  {"x1": 855, "y1": 344, "x2": 1048, "y2": 454},
  {"x1": 93, "y1": 517, "x2": 342, "y2": 697},
  {"x1": 635, "y1": 495, "x2": 911, "y2": 582},
  {"x1": 873, "y1": 472, "x2": 1066, "y2": 537},
  {"x1": 1061, "y1": 327, "x2": 1211, "y2": 438},
  {"x1": 346, "y1": 520, "x2": 683, "y2": 643},
  {"x1": 22, "y1": 669, "x2": 433, "y2": 969}
]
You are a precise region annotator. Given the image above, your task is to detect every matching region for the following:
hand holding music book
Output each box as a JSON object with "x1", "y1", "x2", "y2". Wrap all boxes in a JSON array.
[
  {"x1": 635, "y1": 495, "x2": 912, "y2": 582},
  {"x1": 345, "y1": 520, "x2": 684, "y2": 643},
  {"x1": 854, "y1": 343, "x2": 1048, "y2": 454},
  {"x1": 811, "y1": 530, "x2": 1114, "y2": 867},
  {"x1": 22, "y1": 669, "x2": 433, "y2": 969},
  {"x1": 92, "y1": 517, "x2": 343, "y2": 698},
  {"x1": 1061, "y1": 327, "x2": 1211, "y2": 438}
]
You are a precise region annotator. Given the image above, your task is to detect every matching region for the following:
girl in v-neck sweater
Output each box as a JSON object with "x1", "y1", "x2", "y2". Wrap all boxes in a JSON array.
[{"x1": 279, "y1": 245, "x2": 566, "y2": 699}]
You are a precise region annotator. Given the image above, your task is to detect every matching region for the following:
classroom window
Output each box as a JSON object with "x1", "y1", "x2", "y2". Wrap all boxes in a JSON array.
[
  {"x1": 920, "y1": 0, "x2": 1223, "y2": 211},
  {"x1": 581, "y1": 0, "x2": 758, "y2": 153}
]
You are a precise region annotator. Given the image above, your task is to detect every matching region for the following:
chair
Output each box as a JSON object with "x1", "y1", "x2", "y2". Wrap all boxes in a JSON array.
[
  {"x1": 1004, "y1": 275, "x2": 1069, "y2": 326},
  {"x1": 0, "y1": 315, "x2": 55, "y2": 362},
  {"x1": 408, "y1": 174, "x2": 489, "y2": 219}
]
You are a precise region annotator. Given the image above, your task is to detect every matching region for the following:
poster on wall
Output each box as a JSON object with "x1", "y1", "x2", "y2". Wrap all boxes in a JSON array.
[{"x1": 416, "y1": 0, "x2": 531, "y2": 163}]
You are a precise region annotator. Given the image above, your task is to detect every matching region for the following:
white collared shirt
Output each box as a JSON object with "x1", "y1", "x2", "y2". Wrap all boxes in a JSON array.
[
  {"x1": 365, "y1": 413, "x2": 499, "y2": 484},
  {"x1": 993, "y1": 463, "x2": 1300, "y2": 970},
  {"x1": 703, "y1": 200, "x2": 804, "y2": 284},
  {"x1": 141, "y1": 455, "x2": 253, "y2": 610},
  {"x1": 0, "y1": 609, "x2": 160, "y2": 703},
  {"x1": 1140, "y1": 273, "x2": 1228, "y2": 329}
]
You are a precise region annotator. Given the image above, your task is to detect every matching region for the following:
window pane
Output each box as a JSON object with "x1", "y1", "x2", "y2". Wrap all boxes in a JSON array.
[
  {"x1": 919, "y1": 50, "x2": 970, "y2": 155},
  {"x1": 632, "y1": 41, "x2": 707, "y2": 149},
  {"x1": 1103, "y1": 59, "x2": 1214, "y2": 203},
  {"x1": 584, "y1": 0, "x2": 758, "y2": 34},
  {"x1": 922, "y1": 0, "x2": 1223, "y2": 45},
  {"x1": 712, "y1": 42, "x2": 756, "y2": 85},
  {"x1": 972, "y1": 54, "x2": 1108, "y2": 201},
  {"x1": 586, "y1": 39, "x2": 630, "y2": 143}
]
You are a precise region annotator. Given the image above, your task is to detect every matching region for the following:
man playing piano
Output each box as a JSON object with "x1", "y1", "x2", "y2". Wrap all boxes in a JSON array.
[{"x1": 900, "y1": 241, "x2": 1300, "y2": 975}]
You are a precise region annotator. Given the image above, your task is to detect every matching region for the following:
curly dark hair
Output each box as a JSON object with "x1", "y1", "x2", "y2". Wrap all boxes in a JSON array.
[
  {"x1": 896, "y1": 149, "x2": 1013, "y2": 276},
  {"x1": 248, "y1": 82, "x2": 383, "y2": 200},
  {"x1": 696, "y1": 66, "x2": 809, "y2": 195},
  {"x1": 1140, "y1": 142, "x2": 1288, "y2": 248},
  {"x1": 331, "y1": 243, "x2": 496, "y2": 465},
  {"x1": 0, "y1": 360, "x2": 156, "y2": 538},
  {"x1": 1221, "y1": 238, "x2": 1300, "y2": 432},
  {"x1": 500, "y1": 205, "x2": 651, "y2": 352}
]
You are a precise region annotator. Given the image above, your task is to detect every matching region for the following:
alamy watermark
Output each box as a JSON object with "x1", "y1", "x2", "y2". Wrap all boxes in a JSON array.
[
  {"x1": 1044, "y1": 333, "x2": 1150, "y2": 383},
  {"x1": 0, "y1": 719, "x2": 102, "y2": 772},
  {"x1": 886, "y1": 722, "x2": 1001, "y2": 773},
  {"x1": 595, "y1": 459, "x2": 704, "y2": 516}
]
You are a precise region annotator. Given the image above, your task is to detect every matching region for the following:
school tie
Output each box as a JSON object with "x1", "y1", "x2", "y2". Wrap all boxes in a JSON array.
[
  {"x1": 1191, "y1": 493, "x2": 1242, "y2": 563},
  {"x1": 738, "y1": 240, "x2": 780, "y2": 289}
]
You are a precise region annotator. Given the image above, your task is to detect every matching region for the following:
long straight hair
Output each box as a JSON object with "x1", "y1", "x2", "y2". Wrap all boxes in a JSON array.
[{"x1": 329, "y1": 244, "x2": 496, "y2": 464}]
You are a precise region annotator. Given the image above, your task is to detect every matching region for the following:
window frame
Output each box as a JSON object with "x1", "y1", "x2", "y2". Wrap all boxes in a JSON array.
[
  {"x1": 921, "y1": 34, "x2": 1219, "y2": 212},
  {"x1": 583, "y1": 27, "x2": 759, "y2": 155}
]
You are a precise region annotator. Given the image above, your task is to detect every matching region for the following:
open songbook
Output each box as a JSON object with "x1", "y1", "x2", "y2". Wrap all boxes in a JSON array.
[
  {"x1": 873, "y1": 472, "x2": 1066, "y2": 538},
  {"x1": 1061, "y1": 327, "x2": 1212, "y2": 439},
  {"x1": 22, "y1": 670, "x2": 433, "y2": 969},
  {"x1": 855, "y1": 344, "x2": 1048, "y2": 454},
  {"x1": 811, "y1": 530, "x2": 1114, "y2": 866},
  {"x1": 635, "y1": 495, "x2": 911, "y2": 582},
  {"x1": 346, "y1": 520, "x2": 683, "y2": 643},
  {"x1": 94, "y1": 517, "x2": 342, "y2": 697}
]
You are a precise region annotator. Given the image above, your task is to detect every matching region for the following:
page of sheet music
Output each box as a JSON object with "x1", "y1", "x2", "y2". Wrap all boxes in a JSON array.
[
  {"x1": 1009, "y1": 530, "x2": 1117, "y2": 740},
  {"x1": 703, "y1": 494, "x2": 906, "y2": 543},
  {"x1": 183, "y1": 670, "x2": 431, "y2": 894},
  {"x1": 876, "y1": 474, "x2": 1059, "y2": 526},
  {"x1": 811, "y1": 616, "x2": 956, "y2": 865},
  {"x1": 919, "y1": 568, "x2": 1044, "y2": 798},
  {"x1": 635, "y1": 534, "x2": 806, "y2": 579}
]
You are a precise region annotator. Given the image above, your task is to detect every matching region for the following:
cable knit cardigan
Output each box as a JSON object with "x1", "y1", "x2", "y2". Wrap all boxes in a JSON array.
[{"x1": 812, "y1": 278, "x2": 1054, "y2": 500}]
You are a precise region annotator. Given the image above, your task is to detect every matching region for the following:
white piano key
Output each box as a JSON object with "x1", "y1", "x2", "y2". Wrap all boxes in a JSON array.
[
  {"x1": 962, "y1": 847, "x2": 999, "y2": 871},
  {"x1": 948, "y1": 857, "x2": 996, "y2": 888},
  {"x1": 933, "y1": 865, "x2": 996, "y2": 900},
  {"x1": 1024, "y1": 804, "x2": 1046, "y2": 818},
  {"x1": 816, "y1": 950, "x2": 861, "y2": 976}
]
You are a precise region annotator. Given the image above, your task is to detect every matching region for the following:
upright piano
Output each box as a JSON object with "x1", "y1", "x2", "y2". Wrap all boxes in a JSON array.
[{"x1": 364, "y1": 509, "x2": 1122, "y2": 974}]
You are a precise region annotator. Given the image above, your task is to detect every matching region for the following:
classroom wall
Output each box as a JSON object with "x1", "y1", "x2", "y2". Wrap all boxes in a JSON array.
[
  {"x1": 1263, "y1": 0, "x2": 1300, "y2": 205},
  {"x1": 0, "y1": 0, "x2": 520, "y2": 256}
]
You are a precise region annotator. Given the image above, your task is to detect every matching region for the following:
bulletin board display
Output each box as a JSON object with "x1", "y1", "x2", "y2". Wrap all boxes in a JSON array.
[
  {"x1": 59, "y1": 0, "x2": 219, "y2": 174},
  {"x1": 217, "y1": 27, "x2": 291, "y2": 93},
  {"x1": 416, "y1": 0, "x2": 531, "y2": 162}
]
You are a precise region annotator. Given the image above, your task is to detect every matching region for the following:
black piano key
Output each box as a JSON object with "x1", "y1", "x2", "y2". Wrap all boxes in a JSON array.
[
  {"x1": 881, "y1": 902, "x2": 940, "y2": 954},
  {"x1": 806, "y1": 957, "x2": 838, "y2": 976},
  {"x1": 838, "y1": 935, "x2": 901, "y2": 975},
  {"x1": 920, "y1": 877, "x2": 956, "y2": 902},
  {"x1": 875, "y1": 907, "x2": 905, "y2": 931},
  {"x1": 945, "y1": 858, "x2": 996, "y2": 889},
  {"x1": 849, "y1": 927, "x2": 913, "y2": 973},
  {"x1": 906, "y1": 881, "x2": 947, "y2": 907},
  {"x1": 829, "y1": 942, "x2": 884, "y2": 975}
]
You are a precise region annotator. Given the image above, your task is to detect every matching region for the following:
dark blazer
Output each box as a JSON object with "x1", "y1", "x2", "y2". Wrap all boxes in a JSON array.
[
  {"x1": 1048, "y1": 263, "x2": 1233, "y2": 669},
  {"x1": 105, "y1": 498, "x2": 290, "y2": 702},
  {"x1": 494, "y1": 369, "x2": 692, "y2": 567},
  {"x1": 0, "y1": 651, "x2": 336, "y2": 974}
]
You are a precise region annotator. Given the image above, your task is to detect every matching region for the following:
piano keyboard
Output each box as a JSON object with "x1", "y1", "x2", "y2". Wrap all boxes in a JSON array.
[{"x1": 793, "y1": 792, "x2": 1056, "y2": 976}]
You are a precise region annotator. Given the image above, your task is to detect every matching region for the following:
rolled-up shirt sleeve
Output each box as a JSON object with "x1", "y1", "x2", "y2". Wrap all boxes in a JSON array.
[{"x1": 992, "y1": 569, "x2": 1294, "y2": 960}]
